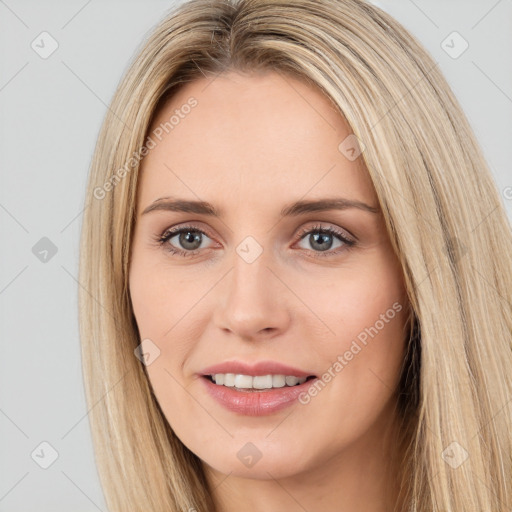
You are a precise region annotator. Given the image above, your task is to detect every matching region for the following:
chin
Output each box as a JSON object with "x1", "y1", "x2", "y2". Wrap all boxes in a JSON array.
[{"x1": 198, "y1": 436, "x2": 318, "y2": 481}]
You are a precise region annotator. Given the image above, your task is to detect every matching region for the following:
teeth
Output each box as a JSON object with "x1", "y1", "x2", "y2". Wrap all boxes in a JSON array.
[
  {"x1": 212, "y1": 373, "x2": 308, "y2": 389},
  {"x1": 254, "y1": 375, "x2": 273, "y2": 389},
  {"x1": 234, "y1": 374, "x2": 253, "y2": 388},
  {"x1": 272, "y1": 375, "x2": 286, "y2": 388},
  {"x1": 224, "y1": 373, "x2": 235, "y2": 387},
  {"x1": 285, "y1": 376, "x2": 299, "y2": 386}
]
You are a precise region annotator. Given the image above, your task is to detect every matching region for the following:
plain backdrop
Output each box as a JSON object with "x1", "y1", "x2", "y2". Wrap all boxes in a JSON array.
[{"x1": 0, "y1": 0, "x2": 511, "y2": 510}]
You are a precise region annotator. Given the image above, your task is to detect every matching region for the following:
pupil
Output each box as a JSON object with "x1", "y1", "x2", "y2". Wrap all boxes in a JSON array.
[
  {"x1": 311, "y1": 233, "x2": 332, "y2": 251},
  {"x1": 180, "y1": 231, "x2": 201, "y2": 250}
]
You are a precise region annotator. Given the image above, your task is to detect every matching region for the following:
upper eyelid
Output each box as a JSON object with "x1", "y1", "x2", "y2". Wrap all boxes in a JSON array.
[
  {"x1": 296, "y1": 223, "x2": 355, "y2": 241},
  {"x1": 161, "y1": 223, "x2": 215, "y2": 241}
]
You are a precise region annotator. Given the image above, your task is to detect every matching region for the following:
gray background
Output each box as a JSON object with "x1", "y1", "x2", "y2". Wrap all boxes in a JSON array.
[{"x1": 0, "y1": 0, "x2": 510, "y2": 510}]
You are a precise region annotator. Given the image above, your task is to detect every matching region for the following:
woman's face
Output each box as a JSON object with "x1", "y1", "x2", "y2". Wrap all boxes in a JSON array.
[{"x1": 129, "y1": 70, "x2": 409, "y2": 480}]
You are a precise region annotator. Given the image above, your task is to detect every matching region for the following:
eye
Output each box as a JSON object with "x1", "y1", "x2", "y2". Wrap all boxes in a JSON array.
[
  {"x1": 154, "y1": 222, "x2": 356, "y2": 258},
  {"x1": 155, "y1": 224, "x2": 214, "y2": 257},
  {"x1": 294, "y1": 223, "x2": 356, "y2": 258}
]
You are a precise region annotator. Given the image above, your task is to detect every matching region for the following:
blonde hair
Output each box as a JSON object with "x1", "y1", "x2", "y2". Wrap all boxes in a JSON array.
[{"x1": 78, "y1": 0, "x2": 512, "y2": 510}]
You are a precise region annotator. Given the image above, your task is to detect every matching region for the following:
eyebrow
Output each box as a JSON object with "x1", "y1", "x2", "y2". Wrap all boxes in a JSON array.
[{"x1": 141, "y1": 196, "x2": 380, "y2": 217}]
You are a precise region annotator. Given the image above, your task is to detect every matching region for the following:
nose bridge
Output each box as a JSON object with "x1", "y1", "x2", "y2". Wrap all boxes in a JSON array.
[
  {"x1": 213, "y1": 233, "x2": 290, "y2": 338},
  {"x1": 230, "y1": 234, "x2": 275, "y2": 308}
]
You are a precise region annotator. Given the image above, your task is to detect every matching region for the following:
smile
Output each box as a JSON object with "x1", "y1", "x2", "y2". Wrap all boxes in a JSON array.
[{"x1": 206, "y1": 373, "x2": 313, "y2": 390}]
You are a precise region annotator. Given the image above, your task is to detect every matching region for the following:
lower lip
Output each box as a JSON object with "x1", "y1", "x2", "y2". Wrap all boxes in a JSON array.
[{"x1": 200, "y1": 376, "x2": 318, "y2": 416}]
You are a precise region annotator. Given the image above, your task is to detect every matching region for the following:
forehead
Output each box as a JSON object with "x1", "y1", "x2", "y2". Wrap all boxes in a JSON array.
[{"x1": 138, "y1": 71, "x2": 376, "y2": 212}]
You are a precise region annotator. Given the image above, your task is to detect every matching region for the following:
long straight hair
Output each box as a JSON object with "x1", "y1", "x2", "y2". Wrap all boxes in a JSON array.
[{"x1": 78, "y1": 1, "x2": 512, "y2": 510}]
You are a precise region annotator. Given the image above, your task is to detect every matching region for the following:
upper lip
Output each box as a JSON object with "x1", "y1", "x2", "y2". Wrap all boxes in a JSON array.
[{"x1": 199, "y1": 360, "x2": 316, "y2": 378}]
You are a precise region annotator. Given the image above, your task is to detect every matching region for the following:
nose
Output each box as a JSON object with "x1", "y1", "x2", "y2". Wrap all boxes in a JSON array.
[{"x1": 212, "y1": 243, "x2": 291, "y2": 342}]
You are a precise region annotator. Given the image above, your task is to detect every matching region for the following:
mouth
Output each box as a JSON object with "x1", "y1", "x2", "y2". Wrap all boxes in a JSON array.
[
  {"x1": 198, "y1": 360, "x2": 319, "y2": 415},
  {"x1": 202, "y1": 373, "x2": 317, "y2": 392}
]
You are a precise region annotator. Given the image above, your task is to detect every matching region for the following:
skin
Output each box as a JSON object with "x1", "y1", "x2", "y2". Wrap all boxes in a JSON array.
[{"x1": 129, "y1": 70, "x2": 410, "y2": 512}]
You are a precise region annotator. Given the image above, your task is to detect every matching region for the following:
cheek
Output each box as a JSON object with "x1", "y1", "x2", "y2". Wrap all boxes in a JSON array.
[
  {"x1": 295, "y1": 254, "x2": 408, "y2": 406},
  {"x1": 292, "y1": 255, "x2": 406, "y2": 347},
  {"x1": 129, "y1": 259, "x2": 210, "y2": 441},
  {"x1": 340, "y1": 275, "x2": 406, "y2": 356},
  {"x1": 129, "y1": 257, "x2": 209, "y2": 339},
  {"x1": 129, "y1": 259, "x2": 217, "y2": 402}
]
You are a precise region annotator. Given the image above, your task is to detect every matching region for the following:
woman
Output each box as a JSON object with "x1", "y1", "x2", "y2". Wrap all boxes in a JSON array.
[{"x1": 78, "y1": 0, "x2": 512, "y2": 510}]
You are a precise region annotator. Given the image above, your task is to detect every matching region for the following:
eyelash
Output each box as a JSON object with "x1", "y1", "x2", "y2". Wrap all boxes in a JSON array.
[{"x1": 154, "y1": 223, "x2": 356, "y2": 259}]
